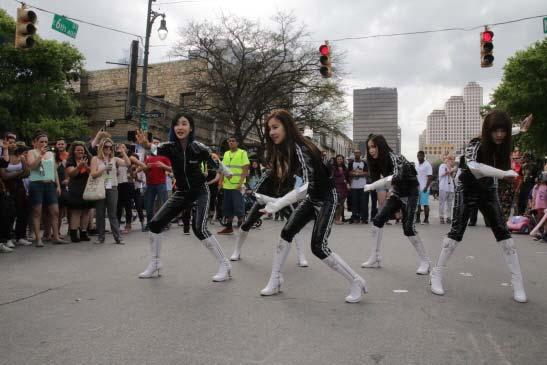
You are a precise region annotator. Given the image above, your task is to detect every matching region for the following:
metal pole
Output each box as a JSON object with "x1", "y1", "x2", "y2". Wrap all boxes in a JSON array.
[{"x1": 139, "y1": 0, "x2": 153, "y2": 131}]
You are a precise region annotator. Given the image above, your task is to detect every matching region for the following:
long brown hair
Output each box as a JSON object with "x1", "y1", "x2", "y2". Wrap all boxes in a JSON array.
[
  {"x1": 366, "y1": 134, "x2": 393, "y2": 180},
  {"x1": 479, "y1": 110, "x2": 512, "y2": 170},
  {"x1": 264, "y1": 109, "x2": 321, "y2": 186}
]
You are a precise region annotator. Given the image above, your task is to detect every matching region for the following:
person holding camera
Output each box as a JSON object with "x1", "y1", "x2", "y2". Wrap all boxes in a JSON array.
[
  {"x1": 0, "y1": 134, "x2": 32, "y2": 247},
  {"x1": 64, "y1": 142, "x2": 94, "y2": 242},
  {"x1": 89, "y1": 138, "x2": 131, "y2": 244},
  {"x1": 25, "y1": 131, "x2": 68, "y2": 246}
]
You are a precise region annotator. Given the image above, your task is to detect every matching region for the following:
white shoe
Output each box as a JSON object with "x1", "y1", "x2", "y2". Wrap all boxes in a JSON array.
[
  {"x1": 294, "y1": 233, "x2": 309, "y2": 267},
  {"x1": 361, "y1": 254, "x2": 382, "y2": 268},
  {"x1": 16, "y1": 238, "x2": 32, "y2": 246},
  {"x1": 212, "y1": 261, "x2": 232, "y2": 282},
  {"x1": 230, "y1": 229, "x2": 248, "y2": 261},
  {"x1": 408, "y1": 235, "x2": 431, "y2": 275},
  {"x1": 139, "y1": 260, "x2": 162, "y2": 278},
  {"x1": 260, "y1": 273, "x2": 284, "y2": 296},
  {"x1": 261, "y1": 239, "x2": 291, "y2": 296},
  {"x1": 139, "y1": 233, "x2": 162, "y2": 278},
  {"x1": 6, "y1": 240, "x2": 15, "y2": 248},
  {"x1": 323, "y1": 253, "x2": 368, "y2": 303},
  {"x1": 202, "y1": 236, "x2": 232, "y2": 282},
  {"x1": 362, "y1": 226, "x2": 383, "y2": 268},
  {"x1": 500, "y1": 238, "x2": 528, "y2": 303},
  {"x1": 0, "y1": 243, "x2": 13, "y2": 253},
  {"x1": 430, "y1": 267, "x2": 445, "y2": 295},
  {"x1": 430, "y1": 237, "x2": 458, "y2": 296}
]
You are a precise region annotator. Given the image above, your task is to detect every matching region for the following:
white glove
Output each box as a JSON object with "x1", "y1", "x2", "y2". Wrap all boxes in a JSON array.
[
  {"x1": 467, "y1": 161, "x2": 518, "y2": 179},
  {"x1": 364, "y1": 175, "x2": 393, "y2": 192},
  {"x1": 254, "y1": 193, "x2": 277, "y2": 205},
  {"x1": 218, "y1": 162, "x2": 233, "y2": 177},
  {"x1": 262, "y1": 183, "x2": 308, "y2": 214}
]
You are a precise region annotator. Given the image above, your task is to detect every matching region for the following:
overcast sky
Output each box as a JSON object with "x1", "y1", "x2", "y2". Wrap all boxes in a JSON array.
[{"x1": 2, "y1": 0, "x2": 546, "y2": 159}]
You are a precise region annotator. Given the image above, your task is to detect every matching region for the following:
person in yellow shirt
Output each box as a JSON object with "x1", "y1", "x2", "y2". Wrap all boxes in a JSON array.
[{"x1": 218, "y1": 136, "x2": 249, "y2": 235}]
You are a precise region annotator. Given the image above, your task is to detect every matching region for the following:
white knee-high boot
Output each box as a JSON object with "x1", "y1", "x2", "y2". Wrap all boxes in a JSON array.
[
  {"x1": 294, "y1": 233, "x2": 308, "y2": 267},
  {"x1": 499, "y1": 238, "x2": 527, "y2": 303},
  {"x1": 202, "y1": 236, "x2": 232, "y2": 282},
  {"x1": 261, "y1": 239, "x2": 291, "y2": 296},
  {"x1": 139, "y1": 232, "x2": 162, "y2": 278},
  {"x1": 430, "y1": 237, "x2": 458, "y2": 295},
  {"x1": 361, "y1": 226, "x2": 383, "y2": 268},
  {"x1": 323, "y1": 253, "x2": 368, "y2": 303},
  {"x1": 230, "y1": 228, "x2": 248, "y2": 261},
  {"x1": 408, "y1": 234, "x2": 431, "y2": 275}
]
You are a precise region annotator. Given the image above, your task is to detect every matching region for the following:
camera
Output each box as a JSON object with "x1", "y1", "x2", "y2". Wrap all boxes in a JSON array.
[{"x1": 100, "y1": 119, "x2": 116, "y2": 131}]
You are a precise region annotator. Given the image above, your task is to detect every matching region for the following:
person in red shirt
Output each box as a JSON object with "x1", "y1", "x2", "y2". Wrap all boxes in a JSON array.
[{"x1": 143, "y1": 138, "x2": 172, "y2": 231}]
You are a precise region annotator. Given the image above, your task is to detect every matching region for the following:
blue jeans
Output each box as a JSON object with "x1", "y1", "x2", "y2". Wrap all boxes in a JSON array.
[{"x1": 145, "y1": 183, "x2": 168, "y2": 224}]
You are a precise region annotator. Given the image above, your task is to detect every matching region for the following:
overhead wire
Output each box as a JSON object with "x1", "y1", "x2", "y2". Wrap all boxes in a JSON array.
[{"x1": 12, "y1": 0, "x2": 142, "y2": 39}]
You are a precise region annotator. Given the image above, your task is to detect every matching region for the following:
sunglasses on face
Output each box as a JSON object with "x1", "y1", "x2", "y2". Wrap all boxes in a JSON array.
[{"x1": 103, "y1": 145, "x2": 113, "y2": 149}]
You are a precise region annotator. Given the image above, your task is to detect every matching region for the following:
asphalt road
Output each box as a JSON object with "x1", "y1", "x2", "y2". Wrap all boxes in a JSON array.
[{"x1": 1, "y1": 203, "x2": 546, "y2": 364}]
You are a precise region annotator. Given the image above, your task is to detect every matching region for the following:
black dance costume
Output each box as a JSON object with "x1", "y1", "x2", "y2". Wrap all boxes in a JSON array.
[
  {"x1": 361, "y1": 152, "x2": 431, "y2": 274},
  {"x1": 138, "y1": 140, "x2": 232, "y2": 282},
  {"x1": 260, "y1": 143, "x2": 367, "y2": 303},
  {"x1": 430, "y1": 138, "x2": 527, "y2": 302}
]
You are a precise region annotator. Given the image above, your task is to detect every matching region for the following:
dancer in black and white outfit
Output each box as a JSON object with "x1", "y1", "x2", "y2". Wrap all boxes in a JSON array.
[
  {"x1": 430, "y1": 111, "x2": 527, "y2": 302},
  {"x1": 259, "y1": 110, "x2": 367, "y2": 303},
  {"x1": 360, "y1": 134, "x2": 431, "y2": 275},
  {"x1": 135, "y1": 113, "x2": 234, "y2": 282}
]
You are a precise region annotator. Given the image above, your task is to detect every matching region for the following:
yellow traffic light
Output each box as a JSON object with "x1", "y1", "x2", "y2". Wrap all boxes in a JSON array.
[{"x1": 15, "y1": 5, "x2": 37, "y2": 49}]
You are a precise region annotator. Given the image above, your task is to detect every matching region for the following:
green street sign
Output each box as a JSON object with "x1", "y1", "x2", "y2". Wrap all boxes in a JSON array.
[
  {"x1": 140, "y1": 115, "x2": 148, "y2": 131},
  {"x1": 544, "y1": 17, "x2": 547, "y2": 34},
  {"x1": 51, "y1": 14, "x2": 78, "y2": 38}
]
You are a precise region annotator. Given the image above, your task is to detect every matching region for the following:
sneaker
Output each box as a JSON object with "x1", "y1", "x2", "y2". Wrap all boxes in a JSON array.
[
  {"x1": 114, "y1": 238, "x2": 125, "y2": 245},
  {"x1": 142, "y1": 225, "x2": 150, "y2": 232},
  {"x1": 440, "y1": 217, "x2": 445, "y2": 224},
  {"x1": 6, "y1": 240, "x2": 15, "y2": 248},
  {"x1": 16, "y1": 238, "x2": 33, "y2": 246},
  {"x1": 35, "y1": 240, "x2": 44, "y2": 247},
  {"x1": 217, "y1": 227, "x2": 234, "y2": 235},
  {"x1": 52, "y1": 238, "x2": 70, "y2": 245},
  {"x1": 183, "y1": 226, "x2": 190, "y2": 235},
  {"x1": 94, "y1": 238, "x2": 105, "y2": 245},
  {"x1": 0, "y1": 244, "x2": 13, "y2": 253},
  {"x1": 423, "y1": 220, "x2": 430, "y2": 225}
]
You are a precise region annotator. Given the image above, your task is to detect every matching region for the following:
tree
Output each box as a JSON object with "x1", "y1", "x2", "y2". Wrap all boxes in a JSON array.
[
  {"x1": 0, "y1": 9, "x2": 89, "y2": 141},
  {"x1": 492, "y1": 39, "x2": 547, "y2": 156},
  {"x1": 172, "y1": 13, "x2": 350, "y2": 144}
]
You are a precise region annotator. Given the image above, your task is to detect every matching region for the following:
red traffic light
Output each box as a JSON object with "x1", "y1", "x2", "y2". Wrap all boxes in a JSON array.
[
  {"x1": 319, "y1": 44, "x2": 330, "y2": 56},
  {"x1": 482, "y1": 30, "x2": 493, "y2": 42}
]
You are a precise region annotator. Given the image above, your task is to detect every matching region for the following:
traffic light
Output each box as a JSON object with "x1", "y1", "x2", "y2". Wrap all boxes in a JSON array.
[
  {"x1": 15, "y1": 5, "x2": 37, "y2": 49},
  {"x1": 480, "y1": 27, "x2": 494, "y2": 68},
  {"x1": 319, "y1": 42, "x2": 332, "y2": 78}
]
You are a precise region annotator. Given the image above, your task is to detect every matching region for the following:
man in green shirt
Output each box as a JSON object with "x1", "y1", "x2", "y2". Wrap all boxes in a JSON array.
[{"x1": 218, "y1": 136, "x2": 250, "y2": 235}]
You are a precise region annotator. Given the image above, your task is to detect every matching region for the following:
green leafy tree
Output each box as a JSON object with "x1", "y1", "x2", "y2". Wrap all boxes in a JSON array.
[
  {"x1": 492, "y1": 39, "x2": 547, "y2": 156},
  {"x1": 0, "y1": 9, "x2": 88, "y2": 141}
]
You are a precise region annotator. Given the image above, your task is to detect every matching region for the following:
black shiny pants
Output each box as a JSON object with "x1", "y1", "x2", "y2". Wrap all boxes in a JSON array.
[
  {"x1": 373, "y1": 190, "x2": 419, "y2": 237},
  {"x1": 447, "y1": 183, "x2": 511, "y2": 242},
  {"x1": 149, "y1": 186, "x2": 211, "y2": 240},
  {"x1": 280, "y1": 189, "x2": 338, "y2": 260}
]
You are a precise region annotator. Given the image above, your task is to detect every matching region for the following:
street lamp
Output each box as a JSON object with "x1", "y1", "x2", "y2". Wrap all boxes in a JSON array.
[
  {"x1": 158, "y1": 16, "x2": 168, "y2": 40},
  {"x1": 139, "y1": 0, "x2": 167, "y2": 131}
]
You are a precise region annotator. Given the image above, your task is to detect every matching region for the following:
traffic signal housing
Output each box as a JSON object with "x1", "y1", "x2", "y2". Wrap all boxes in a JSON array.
[
  {"x1": 319, "y1": 42, "x2": 332, "y2": 78},
  {"x1": 480, "y1": 27, "x2": 494, "y2": 68},
  {"x1": 15, "y1": 5, "x2": 37, "y2": 49}
]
